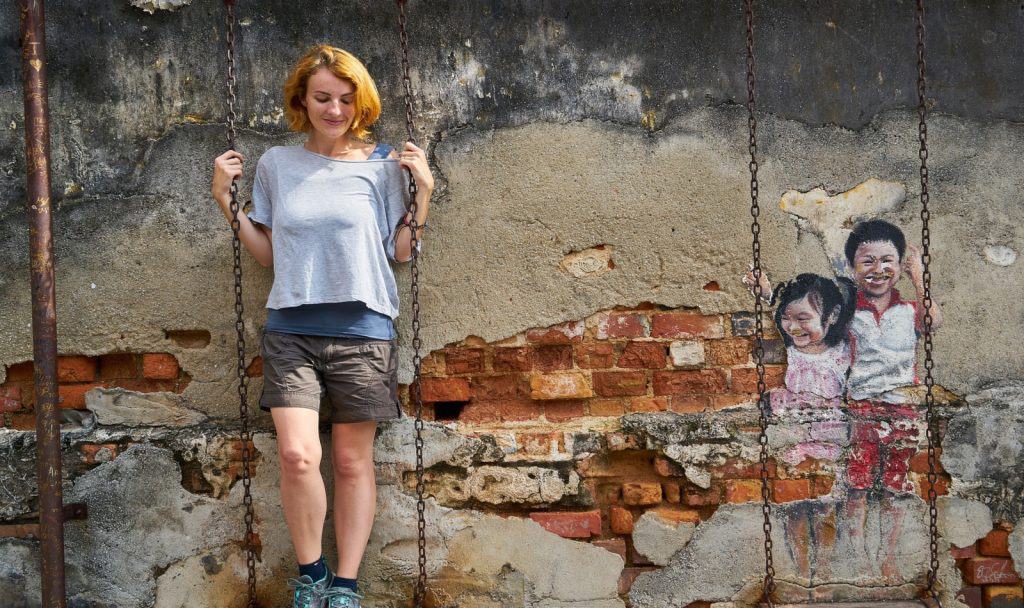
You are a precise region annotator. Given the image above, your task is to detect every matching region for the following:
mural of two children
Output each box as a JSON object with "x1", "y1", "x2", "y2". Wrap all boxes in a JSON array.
[{"x1": 744, "y1": 219, "x2": 944, "y2": 494}]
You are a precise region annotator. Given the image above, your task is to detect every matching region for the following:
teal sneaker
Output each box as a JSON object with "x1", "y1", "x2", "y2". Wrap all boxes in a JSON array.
[
  {"x1": 287, "y1": 574, "x2": 330, "y2": 608},
  {"x1": 322, "y1": 586, "x2": 363, "y2": 608}
]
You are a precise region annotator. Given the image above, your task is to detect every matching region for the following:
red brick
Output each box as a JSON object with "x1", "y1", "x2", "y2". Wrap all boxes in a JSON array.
[
  {"x1": 598, "y1": 312, "x2": 650, "y2": 339},
  {"x1": 245, "y1": 356, "x2": 263, "y2": 377},
  {"x1": 593, "y1": 537, "x2": 627, "y2": 561},
  {"x1": 984, "y1": 585, "x2": 1024, "y2": 608},
  {"x1": 713, "y1": 457, "x2": 777, "y2": 479},
  {"x1": 650, "y1": 507, "x2": 702, "y2": 525},
  {"x1": 530, "y1": 373, "x2": 592, "y2": 400},
  {"x1": 6, "y1": 413, "x2": 36, "y2": 430},
  {"x1": 810, "y1": 476, "x2": 834, "y2": 498},
  {"x1": 725, "y1": 480, "x2": 763, "y2": 503},
  {"x1": 710, "y1": 394, "x2": 756, "y2": 410},
  {"x1": 629, "y1": 396, "x2": 669, "y2": 413},
  {"x1": 545, "y1": 399, "x2": 586, "y2": 422},
  {"x1": 111, "y1": 379, "x2": 177, "y2": 393},
  {"x1": 654, "y1": 456, "x2": 684, "y2": 477},
  {"x1": 619, "y1": 567, "x2": 657, "y2": 595},
  {"x1": 593, "y1": 371, "x2": 648, "y2": 397},
  {"x1": 962, "y1": 558, "x2": 1021, "y2": 585},
  {"x1": 98, "y1": 353, "x2": 138, "y2": 380},
  {"x1": 705, "y1": 338, "x2": 752, "y2": 366},
  {"x1": 909, "y1": 448, "x2": 943, "y2": 474},
  {"x1": 0, "y1": 386, "x2": 22, "y2": 412},
  {"x1": 617, "y1": 342, "x2": 667, "y2": 369},
  {"x1": 669, "y1": 395, "x2": 711, "y2": 413},
  {"x1": 4, "y1": 362, "x2": 34, "y2": 383},
  {"x1": 79, "y1": 443, "x2": 119, "y2": 464},
  {"x1": 979, "y1": 529, "x2": 1012, "y2": 557},
  {"x1": 142, "y1": 353, "x2": 179, "y2": 380},
  {"x1": 652, "y1": 312, "x2": 724, "y2": 339},
  {"x1": 653, "y1": 369, "x2": 727, "y2": 396},
  {"x1": 456, "y1": 401, "x2": 503, "y2": 423},
  {"x1": 471, "y1": 375, "x2": 521, "y2": 401},
  {"x1": 419, "y1": 377, "x2": 470, "y2": 402},
  {"x1": 684, "y1": 485, "x2": 724, "y2": 507},
  {"x1": 622, "y1": 482, "x2": 662, "y2": 506},
  {"x1": 493, "y1": 347, "x2": 532, "y2": 372},
  {"x1": 589, "y1": 399, "x2": 626, "y2": 417},
  {"x1": 526, "y1": 321, "x2": 584, "y2": 344},
  {"x1": 951, "y1": 544, "x2": 978, "y2": 559},
  {"x1": 731, "y1": 366, "x2": 786, "y2": 393},
  {"x1": 58, "y1": 383, "x2": 105, "y2": 409},
  {"x1": 517, "y1": 432, "x2": 562, "y2": 456},
  {"x1": 957, "y1": 586, "x2": 984, "y2": 608},
  {"x1": 529, "y1": 510, "x2": 601, "y2": 538},
  {"x1": 609, "y1": 506, "x2": 635, "y2": 534},
  {"x1": 420, "y1": 352, "x2": 445, "y2": 376},
  {"x1": 445, "y1": 348, "x2": 485, "y2": 374},
  {"x1": 629, "y1": 540, "x2": 654, "y2": 566},
  {"x1": 497, "y1": 400, "x2": 544, "y2": 422},
  {"x1": 663, "y1": 482, "x2": 681, "y2": 503},
  {"x1": 57, "y1": 356, "x2": 97, "y2": 382},
  {"x1": 773, "y1": 479, "x2": 811, "y2": 502},
  {"x1": 531, "y1": 345, "x2": 573, "y2": 371},
  {"x1": 916, "y1": 474, "x2": 950, "y2": 499},
  {"x1": 575, "y1": 343, "x2": 615, "y2": 369}
]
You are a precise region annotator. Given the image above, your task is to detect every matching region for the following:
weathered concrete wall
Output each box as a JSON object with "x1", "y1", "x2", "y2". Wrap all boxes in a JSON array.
[{"x1": 1, "y1": 1, "x2": 1022, "y2": 607}]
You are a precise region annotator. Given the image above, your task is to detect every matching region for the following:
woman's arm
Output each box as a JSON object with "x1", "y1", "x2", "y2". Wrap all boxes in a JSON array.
[
  {"x1": 390, "y1": 143, "x2": 433, "y2": 263},
  {"x1": 212, "y1": 150, "x2": 274, "y2": 267}
]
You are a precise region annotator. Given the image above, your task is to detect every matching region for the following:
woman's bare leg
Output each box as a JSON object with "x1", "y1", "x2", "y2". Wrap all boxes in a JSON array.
[
  {"x1": 330, "y1": 420, "x2": 378, "y2": 578},
  {"x1": 272, "y1": 407, "x2": 326, "y2": 565}
]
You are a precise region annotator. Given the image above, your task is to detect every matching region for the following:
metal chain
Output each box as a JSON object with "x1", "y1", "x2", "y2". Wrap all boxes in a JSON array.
[
  {"x1": 915, "y1": 1, "x2": 941, "y2": 605},
  {"x1": 744, "y1": 1, "x2": 775, "y2": 604},
  {"x1": 396, "y1": 2, "x2": 428, "y2": 605},
  {"x1": 224, "y1": 1, "x2": 258, "y2": 605}
]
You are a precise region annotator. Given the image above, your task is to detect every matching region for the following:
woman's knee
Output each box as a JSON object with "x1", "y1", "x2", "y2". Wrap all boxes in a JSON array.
[
  {"x1": 332, "y1": 451, "x2": 373, "y2": 480},
  {"x1": 279, "y1": 442, "x2": 322, "y2": 477}
]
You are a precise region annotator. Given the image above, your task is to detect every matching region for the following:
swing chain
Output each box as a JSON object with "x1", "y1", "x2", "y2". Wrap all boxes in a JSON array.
[
  {"x1": 397, "y1": 1, "x2": 428, "y2": 605},
  {"x1": 915, "y1": 1, "x2": 941, "y2": 603},
  {"x1": 744, "y1": 0, "x2": 775, "y2": 605},
  {"x1": 225, "y1": 1, "x2": 258, "y2": 606}
]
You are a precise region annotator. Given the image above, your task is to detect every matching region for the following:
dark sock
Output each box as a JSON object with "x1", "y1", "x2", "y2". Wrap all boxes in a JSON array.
[
  {"x1": 330, "y1": 576, "x2": 358, "y2": 592},
  {"x1": 298, "y1": 556, "x2": 328, "y2": 582}
]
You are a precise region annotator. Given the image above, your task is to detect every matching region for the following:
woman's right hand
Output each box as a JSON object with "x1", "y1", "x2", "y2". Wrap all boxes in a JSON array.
[{"x1": 212, "y1": 150, "x2": 245, "y2": 206}]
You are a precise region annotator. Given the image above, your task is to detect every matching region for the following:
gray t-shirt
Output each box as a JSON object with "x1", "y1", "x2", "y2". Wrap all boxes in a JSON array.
[{"x1": 248, "y1": 145, "x2": 409, "y2": 318}]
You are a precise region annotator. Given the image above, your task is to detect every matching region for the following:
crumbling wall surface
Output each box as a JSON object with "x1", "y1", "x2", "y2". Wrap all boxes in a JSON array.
[{"x1": 1, "y1": 1, "x2": 1023, "y2": 608}]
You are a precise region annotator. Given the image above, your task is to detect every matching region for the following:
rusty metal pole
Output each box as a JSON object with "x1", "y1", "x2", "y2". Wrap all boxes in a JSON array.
[{"x1": 19, "y1": 1, "x2": 67, "y2": 606}]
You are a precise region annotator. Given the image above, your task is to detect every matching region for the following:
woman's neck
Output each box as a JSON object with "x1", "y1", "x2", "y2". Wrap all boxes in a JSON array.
[{"x1": 304, "y1": 132, "x2": 361, "y2": 158}]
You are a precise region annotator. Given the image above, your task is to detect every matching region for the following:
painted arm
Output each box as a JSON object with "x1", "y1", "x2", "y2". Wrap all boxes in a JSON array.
[{"x1": 905, "y1": 244, "x2": 943, "y2": 330}]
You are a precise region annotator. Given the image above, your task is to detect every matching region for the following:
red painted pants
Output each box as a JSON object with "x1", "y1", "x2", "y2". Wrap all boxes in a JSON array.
[{"x1": 846, "y1": 400, "x2": 919, "y2": 493}]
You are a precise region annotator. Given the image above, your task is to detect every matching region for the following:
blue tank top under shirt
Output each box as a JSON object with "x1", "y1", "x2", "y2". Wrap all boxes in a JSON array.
[{"x1": 264, "y1": 143, "x2": 396, "y2": 340}]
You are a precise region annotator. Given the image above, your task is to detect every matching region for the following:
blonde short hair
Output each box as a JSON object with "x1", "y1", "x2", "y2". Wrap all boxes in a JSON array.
[{"x1": 283, "y1": 44, "x2": 381, "y2": 139}]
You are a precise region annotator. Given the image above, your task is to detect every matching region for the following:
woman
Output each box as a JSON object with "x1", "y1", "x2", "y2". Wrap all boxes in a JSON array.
[{"x1": 211, "y1": 44, "x2": 433, "y2": 608}]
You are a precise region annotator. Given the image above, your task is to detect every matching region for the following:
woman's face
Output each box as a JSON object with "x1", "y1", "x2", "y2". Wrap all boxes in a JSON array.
[
  {"x1": 302, "y1": 67, "x2": 357, "y2": 139},
  {"x1": 780, "y1": 295, "x2": 832, "y2": 351}
]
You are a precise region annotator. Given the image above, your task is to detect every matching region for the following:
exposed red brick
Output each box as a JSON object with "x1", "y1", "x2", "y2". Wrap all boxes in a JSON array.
[
  {"x1": 545, "y1": 399, "x2": 586, "y2": 422},
  {"x1": 962, "y1": 558, "x2": 1021, "y2": 585},
  {"x1": 951, "y1": 544, "x2": 978, "y2": 559},
  {"x1": 574, "y1": 342, "x2": 615, "y2": 369},
  {"x1": 650, "y1": 507, "x2": 701, "y2": 525},
  {"x1": 497, "y1": 400, "x2": 545, "y2": 422},
  {"x1": 617, "y1": 341, "x2": 667, "y2": 369},
  {"x1": 710, "y1": 394, "x2": 756, "y2": 410},
  {"x1": 598, "y1": 312, "x2": 650, "y2": 339},
  {"x1": 6, "y1": 413, "x2": 35, "y2": 430},
  {"x1": 609, "y1": 506, "x2": 634, "y2": 534},
  {"x1": 669, "y1": 395, "x2": 711, "y2": 413},
  {"x1": 517, "y1": 432, "x2": 562, "y2": 456},
  {"x1": 773, "y1": 479, "x2": 811, "y2": 502},
  {"x1": 589, "y1": 398, "x2": 626, "y2": 417},
  {"x1": 725, "y1": 480, "x2": 763, "y2": 503},
  {"x1": 526, "y1": 321, "x2": 584, "y2": 344},
  {"x1": 663, "y1": 482, "x2": 681, "y2": 503},
  {"x1": 445, "y1": 348, "x2": 485, "y2": 374},
  {"x1": 57, "y1": 356, "x2": 97, "y2": 382},
  {"x1": 98, "y1": 353, "x2": 137, "y2": 380},
  {"x1": 142, "y1": 353, "x2": 179, "y2": 380},
  {"x1": 654, "y1": 456, "x2": 685, "y2": 477},
  {"x1": 731, "y1": 366, "x2": 786, "y2": 392},
  {"x1": 909, "y1": 448, "x2": 944, "y2": 474},
  {"x1": 593, "y1": 537, "x2": 627, "y2": 561},
  {"x1": 653, "y1": 369, "x2": 727, "y2": 396},
  {"x1": 471, "y1": 374, "x2": 521, "y2": 401},
  {"x1": 4, "y1": 362, "x2": 34, "y2": 383},
  {"x1": 684, "y1": 485, "x2": 724, "y2": 507},
  {"x1": 629, "y1": 396, "x2": 669, "y2": 413},
  {"x1": 619, "y1": 567, "x2": 657, "y2": 595},
  {"x1": 979, "y1": 529, "x2": 1012, "y2": 557},
  {"x1": 622, "y1": 482, "x2": 662, "y2": 506},
  {"x1": 531, "y1": 345, "x2": 574, "y2": 371},
  {"x1": 111, "y1": 379, "x2": 177, "y2": 393},
  {"x1": 957, "y1": 586, "x2": 984, "y2": 608},
  {"x1": 58, "y1": 383, "x2": 105, "y2": 409},
  {"x1": 0, "y1": 386, "x2": 22, "y2": 412},
  {"x1": 810, "y1": 476, "x2": 834, "y2": 498},
  {"x1": 651, "y1": 312, "x2": 724, "y2": 339},
  {"x1": 984, "y1": 585, "x2": 1024, "y2": 608},
  {"x1": 530, "y1": 373, "x2": 592, "y2": 400},
  {"x1": 419, "y1": 377, "x2": 470, "y2": 402},
  {"x1": 80, "y1": 443, "x2": 119, "y2": 464},
  {"x1": 915, "y1": 474, "x2": 950, "y2": 499},
  {"x1": 593, "y1": 371, "x2": 648, "y2": 397},
  {"x1": 629, "y1": 541, "x2": 654, "y2": 566},
  {"x1": 493, "y1": 347, "x2": 532, "y2": 372},
  {"x1": 713, "y1": 457, "x2": 777, "y2": 479},
  {"x1": 245, "y1": 356, "x2": 263, "y2": 377},
  {"x1": 529, "y1": 510, "x2": 601, "y2": 538},
  {"x1": 705, "y1": 338, "x2": 751, "y2": 366},
  {"x1": 420, "y1": 352, "x2": 445, "y2": 376},
  {"x1": 456, "y1": 401, "x2": 503, "y2": 423}
]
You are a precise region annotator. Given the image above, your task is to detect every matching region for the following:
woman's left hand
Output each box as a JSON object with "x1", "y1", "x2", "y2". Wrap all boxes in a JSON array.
[{"x1": 397, "y1": 142, "x2": 434, "y2": 192}]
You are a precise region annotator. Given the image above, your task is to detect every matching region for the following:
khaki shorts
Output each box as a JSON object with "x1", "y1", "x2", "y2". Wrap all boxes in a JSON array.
[{"x1": 259, "y1": 331, "x2": 402, "y2": 424}]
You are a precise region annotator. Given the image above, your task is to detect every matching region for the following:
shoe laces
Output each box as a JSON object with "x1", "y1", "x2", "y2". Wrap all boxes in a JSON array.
[
  {"x1": 287, "y1": 575, "x2": 326, "y2": 608},
  {"x1": 322, "y1": 586, "x2": 364, "y2": 607}
]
